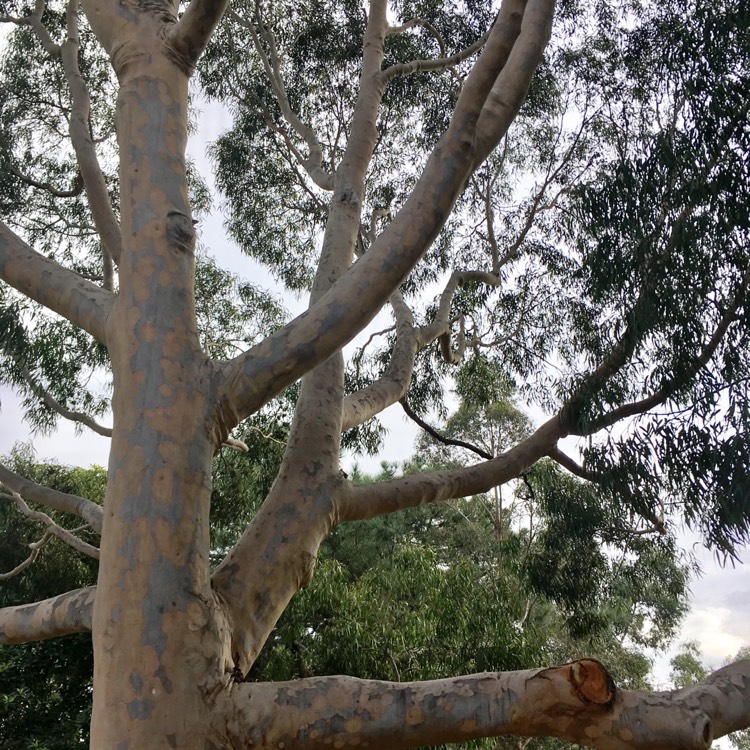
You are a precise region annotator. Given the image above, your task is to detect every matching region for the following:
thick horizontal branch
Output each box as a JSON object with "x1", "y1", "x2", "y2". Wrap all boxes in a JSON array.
[
  {"x1": 212, "y1": 658, "x2": 750, "y2": 750},
  {"x1": 339, "y1": 416, "x2": 562, "y2": 521},
  {"x1": 0, "y1": 222, "x2": 113, "y2": 344},
  {"x1": 0, "y1": 462, "x2": 103, "y2": 533},
  {"x1": 0, "y1": 586, "x2": 95, "y2": 644}
]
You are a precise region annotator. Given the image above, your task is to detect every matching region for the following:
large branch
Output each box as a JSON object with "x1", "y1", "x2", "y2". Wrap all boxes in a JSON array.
[
  {"x1": 0, "y1": 462, "x2": 103, "y2": 533},
  {"x1": 339, "y1": 415, "x2": 563, "y2": 522},
  {"x1": 168, "y1": 0, "x2": 230, "y2": 71},
  {"x1": 218, "y1": 0, "x2": 550, "y2": 428},
  {"x1": 212, "y1": 658, "x2": 750, "y2": 750},
  {"x1": 0, "y1": 222, "x2": 113, "y2": 344},
  {"x1": 0, "y1": 586, "x2": 95, "y2": 644},
  {"x1": 473, "y1": 0, "x2": 556, "y2": 166}
]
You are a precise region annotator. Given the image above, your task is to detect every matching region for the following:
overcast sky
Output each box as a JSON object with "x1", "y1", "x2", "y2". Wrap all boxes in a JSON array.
[{"x1": 0, "y1": 70, "x2": 747, "y2": 750}]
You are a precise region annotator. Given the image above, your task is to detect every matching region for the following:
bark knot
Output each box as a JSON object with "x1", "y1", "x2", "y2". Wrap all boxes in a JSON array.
[{"x1": 166, "y1": 211, "x2": 196, "y2": 254}]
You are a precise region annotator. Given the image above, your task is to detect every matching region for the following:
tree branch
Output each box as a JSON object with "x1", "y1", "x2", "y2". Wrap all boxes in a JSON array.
[
  {"x1": 11, "y1": 356, "x2": 113, "y2": 437},
  {"x1": 2, "y1": 490, "x2": 100, "y2": 559},
  {"x1": 230, "y1": 9, "x2": 334, "y2": 190},
  {"x1": 169, "y1": 0, "x2": 231, "y2": 71},
  {"x1": 0, "y1": 586, "x2": 95, "y2": 644},
  {"x1": 382, "y1": 28, "x2": 489, "y2": 82},
  {"x1": 0, "y1": 462, "x2": 103, "y2": 533},
  {"x1": 339, "y1": 416, "x2": 562, "y2": 522},
  {"x1": 0, "y1": 530, "x2": 53, "y2": 580},
  {"x1": 400, "y1": 398, "x2": 494, "y2": 460},
  {"x1": 7, "y1": 163, "x2": 84, "y2": 198},
  {"x1": 218, "y1": 0, "x2": 552, "y2": 427},
  {"x1": 587, "y1": 279, "x2": 748, "y2": 432},
  {"x1": 473, "y1": 0, "x2": 556, "y2": 166},
  {"x1": 1, "y1": 0, "x2": 61, "y2": 57},
  {"x1": 0, "y1": 221, "x2": 113, "y2": 344},
  {"x1": 212, "y1": 658, "x2": 750, "y2": 750},
  {"x1": 61, "y1": 0, "x2": 122, "y2": 269},
  {"x1": 341, "y1": 291, "x2": 420, "y2": 430}
]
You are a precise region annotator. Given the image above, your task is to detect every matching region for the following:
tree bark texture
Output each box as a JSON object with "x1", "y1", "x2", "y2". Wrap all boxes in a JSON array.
[{"x1": 0, "y1": 0, "x2": 748, "y2": 748}]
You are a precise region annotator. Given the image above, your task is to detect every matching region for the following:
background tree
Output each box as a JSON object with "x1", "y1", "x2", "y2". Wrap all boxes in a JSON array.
[{"x1": 0, "y1": 0, "x2": 749, "y2": 747}]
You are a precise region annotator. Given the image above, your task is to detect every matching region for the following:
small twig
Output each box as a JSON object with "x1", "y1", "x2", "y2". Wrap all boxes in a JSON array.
[
  {"x1": 0, "y1": 530, "x2": 53, "y2": 580},
  {"x1": 3, "y1": 490, "x2": 100, "y2": 559},
  {"x1": 399, "y1": 398, "x2": 493, "y2": 460}
]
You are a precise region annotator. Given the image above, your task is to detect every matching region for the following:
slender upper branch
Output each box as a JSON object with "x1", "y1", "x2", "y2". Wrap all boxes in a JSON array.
[
  {"x1": 61, "y1": 0, "x2": 122, "y2": 267},
  {"x1": 0, "y1": 222, "x2": 113, "y2": 344},
  {"x1": 169, "y1": 0, "x2": 231, "y2": 71},
  {"x1": 400, "y1": 398, "x2": 494, "y2": 460},
  {"x1": 341, "y1": 291, "x2": 420, "y2": 430},
  {"x1": 2, "y1": 490, "x2": 100, "y2": 559},
  {"x1": 0, "y1": 462, "x2": 103, "y2": 533},
  {"x1": 230, "y1": 10, "x2": 334, "y2": 190},
  {"x1": 0, "y1": 586, "x2": 95, "y2": 644},
  {"x1": 339, "y1": 415, "x2": 563, "y2": 522},
  {"x1": 382, "y1": 28, "x2": 489, "y2": 82},
  {"x1": 13, "y1": 357, "x2": 113, "y2": 437},
  {"x1": 212, "y1": 658, "x2": 750, "y2": 750},
  {"x1": 0, "y1": 530, "x2": 53, "y2": 580},
  {"x1": 587, "y1": 280, "x2": 748, "y2": 433}
]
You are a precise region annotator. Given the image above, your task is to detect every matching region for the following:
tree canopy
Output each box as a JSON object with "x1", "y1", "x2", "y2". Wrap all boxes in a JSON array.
[{"x1": 0, "y1": 0, "x2": 748, "y2": 747}]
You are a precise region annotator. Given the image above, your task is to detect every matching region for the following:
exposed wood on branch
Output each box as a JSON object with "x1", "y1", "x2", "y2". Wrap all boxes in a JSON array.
[{"x1": 212, "y1": 658, "x2": 750, "y2": 750}]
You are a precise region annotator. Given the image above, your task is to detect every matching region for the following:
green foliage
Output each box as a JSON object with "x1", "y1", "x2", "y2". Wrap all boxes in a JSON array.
[{"x1": 0, "y1": 446, "x2": 102, "y2": 749}]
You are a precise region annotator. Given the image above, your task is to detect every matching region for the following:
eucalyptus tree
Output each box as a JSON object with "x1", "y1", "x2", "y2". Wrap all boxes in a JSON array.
[{"x1": 0, "y1": 0, "x2": 749, "y2": 748}]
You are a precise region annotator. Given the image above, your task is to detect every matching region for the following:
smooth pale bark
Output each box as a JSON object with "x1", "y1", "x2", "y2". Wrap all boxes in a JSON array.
[
  {"x1": 0, "y1": 221, "x2": 113, "y2": 344},
  {"x1": 5, "y1": 0, "x2": 749, "y2": 748},
  {"x1": 0, "y1": 586, "x2": 96, "y2": 643},
  {"x1": 0, "y1": 462, "x2": 104, "y2": 532}
]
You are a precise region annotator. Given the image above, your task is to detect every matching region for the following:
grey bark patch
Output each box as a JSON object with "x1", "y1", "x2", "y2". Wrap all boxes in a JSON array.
[{"x1": 127, "y1": 697, "x2": 154, "y2": 719}]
